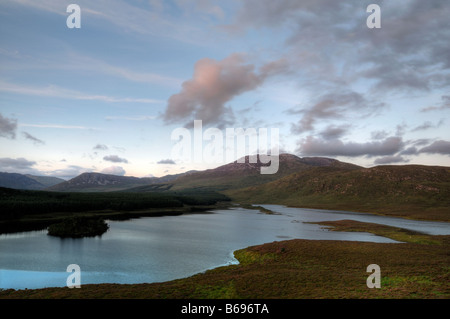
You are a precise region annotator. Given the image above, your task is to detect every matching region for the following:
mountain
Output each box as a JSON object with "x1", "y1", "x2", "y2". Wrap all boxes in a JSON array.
[
  {"x1": 46, "y1": 171, "x2": 196, "y2": 192},
  {"x1": 170, "y1": 153, "x2": 361, "y2": 191},
  {"x1": 224, "y1": 164, "x2": 450, "y2": 221},
  {"x1": 47, "y1": 172, "x2": 156, "y2": 192},
  {"x1": 44, "y1": 154, "x2": 360, "y2": 192},
  {"x1": 0, "y1": 172, "x2": 64, "y2": 190},
  {"x1": 25, "y1": 174, "x2": 65, "y2": 188}
]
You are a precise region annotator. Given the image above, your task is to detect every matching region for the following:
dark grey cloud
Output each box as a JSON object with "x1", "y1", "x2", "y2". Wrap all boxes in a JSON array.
[
  {"x1": 297, "y1": 136, "x2": 403, "y2": 157},
  {"x1": 93, "y1": 144, "x2": 108, "y2": 151},
  {"x1": 318, "y1": 125, "x2": 350, "y2": 140},
  {"x1": 229, "y1": 0, "x2": 450, "y2": 94},
  {"x1": 163, "y1": 53, "x2": 288, "y2": 128},
  {"x1": 0, "y1": 157, "x2": 36, "y2": 171},
  {"x1": 157, "y1": 159, "x2": 176, "y2": 165},
  {"x1": 22, "y1": 132, "x2": 45, "y2": 145},
  {"x1": 290, "y1": 91, "x2": 385, "y2": 133},
  {"x1": 103, "y1": 155, "x2": 129, "y2": 163},
  {"x1": 400, "y1": 146, "x2": 418, "y2": 156},
  {"x1": 374, "y1": 155, "x2": 409, "y2": 165},
  {"x1": 418, "y1": 140, "x2": 450, "y2": 155},
  {"x1": 411, "y1": 138, "x2": 432, "y2": 147},
  {"x1": 0, "y1": 113, "x2": 17, "y2": 139}
]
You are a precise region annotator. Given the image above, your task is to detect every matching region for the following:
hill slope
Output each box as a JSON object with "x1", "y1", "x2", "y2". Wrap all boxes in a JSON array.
[
  {"x1": 0, "y1": 172, "x2": 61, "y2": 190},
  {"x1": 25, "y1": 174, "x2": 65, "y2": 188},
  {"x1": 225, "y1": 164, "x2": 450, "y2": 221},
  {"x1": 171, "y1": 154, "x2": 360, "y2": 191},
  {"x1": 47, "y1": 171, "x2": 196, "y2": 192},
  {"x1": 47, "y1": 172, "x2": 156, "y2": 192}
]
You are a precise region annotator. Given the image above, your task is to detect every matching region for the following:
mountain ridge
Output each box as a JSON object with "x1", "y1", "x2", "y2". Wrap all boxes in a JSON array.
[
  {"x1": 40, "y1": 154, "x2": 361, "y2": 192},
  {"x1": 0, "y1": 172, "x2": 65, "y2": 190}
]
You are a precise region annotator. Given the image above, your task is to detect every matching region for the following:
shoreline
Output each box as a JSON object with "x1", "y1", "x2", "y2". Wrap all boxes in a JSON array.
[
  {"x1": 0, "y1": 203, "x2": 230, "y2": 236},
  {"x1": 1, "y1": 218, "x2": 449, "y2": 298}
]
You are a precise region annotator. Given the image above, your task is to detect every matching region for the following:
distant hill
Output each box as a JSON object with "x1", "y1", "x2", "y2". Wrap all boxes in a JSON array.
[
  {"x1": 46, "y1": 171, "x2": 196, "y2": 192},
  {"x1": 0, "y1": 172, "x2": 64, "y2": 190},
  {"x1": 47, "y1": 172, "x2": 156, "y2": 192},
  {"x1": 25, "y1": 174, "x2": 65, "y2": 188}
]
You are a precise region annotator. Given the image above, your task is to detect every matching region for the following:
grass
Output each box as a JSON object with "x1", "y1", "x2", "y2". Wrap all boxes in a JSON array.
[
  {"x1": 224, "y1": 165, "x2": 450, "y2": 222},
  {"x1": 237, "y1": 204, "x2": 278, "y2": 215},
  {"x1": 308, "y1": 219, "x2": 444, "y2": 245},
  {"x1": 1, "y1": 220, "x2": 449, "y2": 299}
]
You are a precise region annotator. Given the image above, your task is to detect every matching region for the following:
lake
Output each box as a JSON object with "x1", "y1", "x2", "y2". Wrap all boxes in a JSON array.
[{"x1": 1, "y1": 205, "x2": 449, "y2": 290}]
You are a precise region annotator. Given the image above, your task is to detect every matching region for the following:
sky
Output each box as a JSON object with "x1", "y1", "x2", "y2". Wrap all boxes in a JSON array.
[{"x1": 0, "y1": 0, "x2": 449, "y2": 179}]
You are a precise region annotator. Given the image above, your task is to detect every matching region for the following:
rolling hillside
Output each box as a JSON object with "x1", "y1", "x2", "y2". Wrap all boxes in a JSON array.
[
  {"x1": 170, "y1": 153, "x2": 361, "y2": 191},
  {"x1": 224, "y1": 164, "x2": 450, "y2": 221}
]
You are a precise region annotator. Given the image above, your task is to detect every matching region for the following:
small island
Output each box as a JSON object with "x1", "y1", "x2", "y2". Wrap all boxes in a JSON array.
[{"x1": 47, "y1": 216, "x2": 109, "y2": 238}]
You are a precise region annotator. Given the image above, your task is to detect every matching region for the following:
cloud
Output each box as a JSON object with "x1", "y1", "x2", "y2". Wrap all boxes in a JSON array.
[
  {"x1": 175, "y1": 0, "x2": 225, "y2": 20},
  {"x1": 105, "y1": 115, "x2": 156, "y2": 121},
  {"x1": 297, "y1": 136, "x2": 404, "y2": 157},
  {"x1": 371, "y1": 130, "x2": 389, "y2": 140},
  {"x1": 93, "y1": 144, "x2": 108, "y2": 151},
  {"x1": 0, "y1": 80, "x2": 160, "y2": 104},
  {"x1": 318, "y1": 125, "x2": 350, "y2": 140},
  {"x1": 374, "y1": 155, "x2": 409, "y2": 165},
  {"x1": 22, "y1": 132, "x2": 45, "y2": 145},
  {"x1": 0, "y1": 157, "x2": 36, "y2": 171},
  {"x1": 290, "y1": 91, "x2": 385, "y2": 133},
  {"x1": 19, "y1": 123, "x2": 96, "y2": 130},
  {"x1": 229, "y1": 0, "x2": 450, "y2": 94},
  {"x1": 418, "y1": 140, "x2": 450, "y2": 155},
  {"x1": 70, "y1": 54, "x2": 183, "y2": 88},
  {"x1": 0, "y1": 113, "x2": 17, "y2": 139},
  {"x1": 421, "y1": 95, "x2": 450, "y2": 112},
  {"x1": 49, "y1": 165, "x2": 92, "y2": 179},
  {"x1": 163, "y1": 53, "x2": 287, "y2": 128},
  {"x1": 157, "y1": 159, "x2": 176, "y2": 165},
  {"x1": 101, "y1": 166, "x2": 126, "y2": 176},
  {"x1": 400, "y1": 146, "x2": 418, "y2": 156},
  {"x1": 5, "y1": 0, "x2": 212, "y2": 46},
  {"x1": 411, "y1": 119, "x2": 444, "y2": 132},
  {"x1": 103, "y1": 155, "x2": 129, "y2": 163}
]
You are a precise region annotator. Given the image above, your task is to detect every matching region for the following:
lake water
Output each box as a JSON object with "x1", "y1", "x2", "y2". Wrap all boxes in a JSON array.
[{"x1": 1, "y1": 205, "x2": 449, "y2": 290}]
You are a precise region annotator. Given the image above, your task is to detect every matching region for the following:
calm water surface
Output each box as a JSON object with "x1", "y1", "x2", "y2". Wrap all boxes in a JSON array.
[{"x1": 1, "y1": 205, "x2": 449, "y2": 289}]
